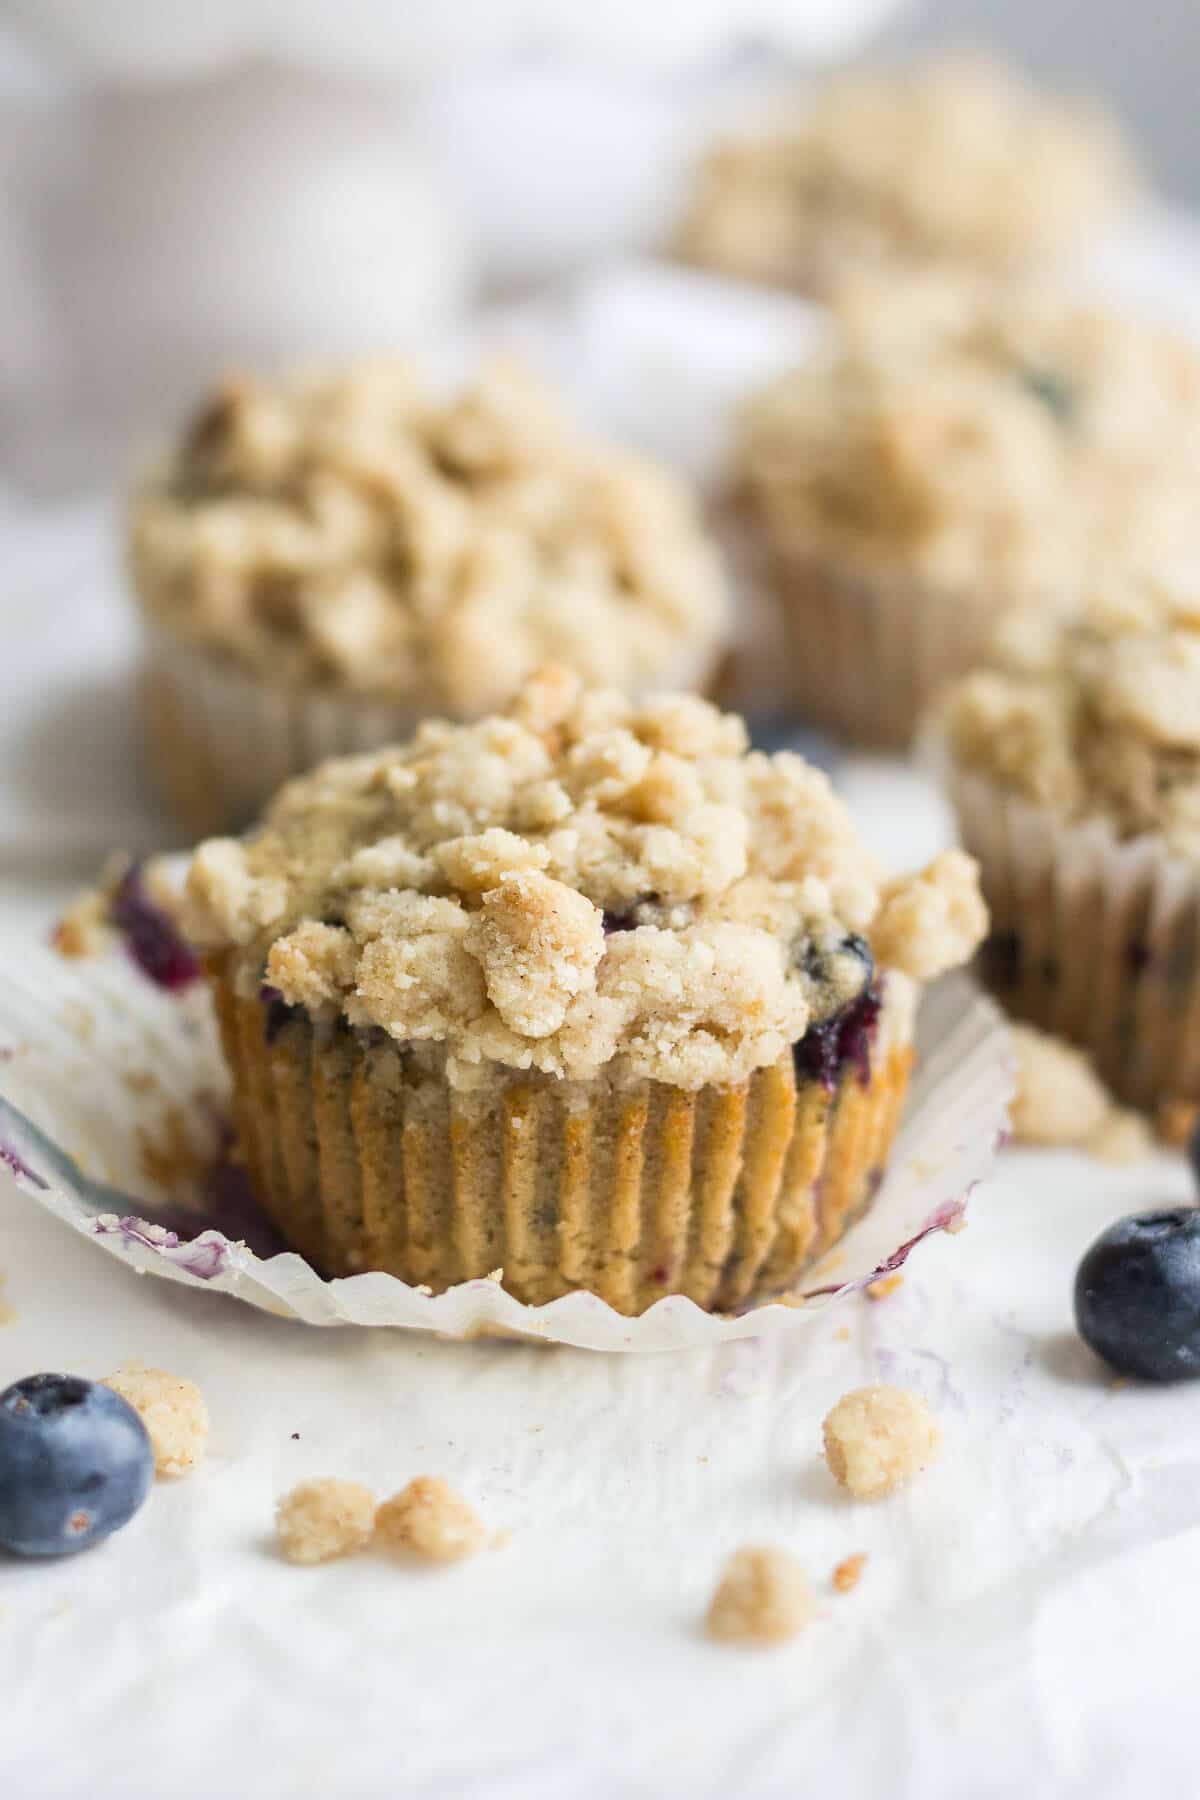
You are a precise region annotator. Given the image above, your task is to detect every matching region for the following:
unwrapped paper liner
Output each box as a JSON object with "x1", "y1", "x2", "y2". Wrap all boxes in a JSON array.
[{"x1": 0, "y1": 936, "x2": 1012, "y2": 1351}]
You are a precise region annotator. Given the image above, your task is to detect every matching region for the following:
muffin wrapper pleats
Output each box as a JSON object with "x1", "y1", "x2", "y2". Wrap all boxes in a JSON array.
[
  {"x1": 209, "y1": 958, "x2": 916, "y2": 1317},
  {"x1": 763, "y1": 547, "x2": 998, "y2": 748},
  {"x1": 140, "y1": 621, "x2": 727, "y2": 838},
  {"x1": 947, "y1": 762, "x2": 1200, "y2": 1109}
]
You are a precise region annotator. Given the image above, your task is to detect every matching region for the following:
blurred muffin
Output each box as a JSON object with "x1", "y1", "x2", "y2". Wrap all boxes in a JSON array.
[
  {"x1": 941, "y1": 579, "x2": 1200, "y2": 1110},
  {"x1": 737, "y1": 278, "x2": 1200, "y2": 745},
  {"x1": 130, "y1": 360, "x2": 728, "y2": 835},
  {"x1": 680, "y1": 52, "x2": 1136, "y2": 296},
  {"x1": 183, "y1": 667, "x2": 986, "y2": 1315}
]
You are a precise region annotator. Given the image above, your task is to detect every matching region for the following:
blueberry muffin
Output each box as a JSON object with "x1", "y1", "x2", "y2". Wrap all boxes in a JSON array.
[
  {"x1": 737, "y1": 279, "x2": 1200, "y2": 745},
  {"x1": 183, "y1": 667, "x2": 986, "y2": 1315},
  {"x1": 942, "y1": 580, "x2": 1200, "y2": 1109},
  {"x1": 130, "y1": 360, "x2": 728, "y2": 836},
  {"x1": 680, "y1": 52, "x2": 1136, "y2": 297}
]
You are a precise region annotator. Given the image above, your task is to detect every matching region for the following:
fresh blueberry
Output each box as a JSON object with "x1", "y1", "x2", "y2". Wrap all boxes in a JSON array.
[
  {"x1": 1074, "y1": 1209, "x2": 1200, "y2": 1381},
  {"x1": 0, "y1": 1374, "x2": 155, "y2": 1557}
]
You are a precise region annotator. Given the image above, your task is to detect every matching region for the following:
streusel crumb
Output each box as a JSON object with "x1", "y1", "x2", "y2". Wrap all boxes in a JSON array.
[
  {"x1": 1010, "y1": 1025, "x2": 1150, "y2": 1161},
  {"x1": 275, "y1": 1479, "x2": 377, "y2": 1565},
  {"x1": 706, "y1": 1546, "x2": 813, "y2": 1645},
  {"x1": 130, "y1": 360, "x2": 727, "y2": 713},
  {"x1": 832, "y1": 1552, "x2": 868, "y2": 1593},
  {"x1": 823, "y1": 1386, "x2": 941, "y2": 1500},
  {"x1": 185, "y1": 669, "x2": 985, "y2": 1090},
  {"x1": 374, "y1": 1477, "x2": 488, "y2": 1563},
  {"x1": 865, "y1": 1274, "x2": 903, "y2": 1302},
  {"x1": 102, "y1": 1366, "x2": 209, "y2": 1477}
]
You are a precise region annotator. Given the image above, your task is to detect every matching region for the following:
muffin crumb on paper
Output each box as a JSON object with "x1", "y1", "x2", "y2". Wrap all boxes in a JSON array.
[
  {"x1": 706, "y1": 1546, "x2": 813, "y2": 1645},
  {"x1": 374, "y1": 1477, "x2": 488, "y2": 1563},
  {"x1": 823, "y1": 1386, "x2": 941, "y2": 1500},
  {"x1": 275, "y1": 1479, "x2": 377, "y2": 1565},
  {"x1": 832, "y1": 1552, "x2": 868, "y2": 1593},
  {"x1": 101, "y1": 1365, "x2": 209, "y2": 1477}
]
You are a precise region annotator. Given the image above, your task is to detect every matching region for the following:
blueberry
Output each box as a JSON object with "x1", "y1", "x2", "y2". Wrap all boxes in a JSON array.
[
  {"x1": 0, "y1": 1374, "x2": 155, "y2": 1557},
  {"x1": 1074, "y1": 1209, "x2": 1200, "y2": 1381}
]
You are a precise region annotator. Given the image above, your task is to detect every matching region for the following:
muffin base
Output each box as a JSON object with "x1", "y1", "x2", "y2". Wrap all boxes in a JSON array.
[
  {"x1": 764, "y1": 546, "x2": 998, "y2": 748},
  {"x1": 141, "y1": 620, "x2": 727, "y2": 838},
  {"x1": 947, "y1": 762, "x2": 1200, "y2": 1110},
  {"x1": 208, "y1": 960, "x2": 916, "y2": 1317}
]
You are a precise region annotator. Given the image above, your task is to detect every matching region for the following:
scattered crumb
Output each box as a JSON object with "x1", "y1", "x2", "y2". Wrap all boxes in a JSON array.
[
  {"x1": 697, "y1": 1454, "x2": 709, "y2": 1463},
  {"x1": 706, "y1": 1546, "x2": 813, "y2": 1646},
  {"x1": 275, "y1": 1479, "x2": 377, "y2": 1565},
  {"x1": 834, "y1": 1326, "x2": 851, "y2": 1343},
  {"x1": 1010, "y1": 1024, "x2": 1150, "y2": 1161},
  {"x1": 823, "y1": 1386, "x2": 942, "y2": 1501},
  {"x1": 0, "y1": 1272, "x2": 14, "y2": 1327},
  {"x1": 102, "y1": 1366, "x2": 209, "y2": 1477},
  {"x1": 374, "y1": 1477, "x2": 488, "y2": 1563},
  {"x1": 1156, "y1": 1098, "x2": 1199, "y2": 1149},
  {"x1": 489, "y1": 1528, "x2": 514, "y2": 1551},
  {"x1": 832, "y1": 1552, "x2": 868, "y2": 1593},
  {"x1": 866, "y1": 1273, "x2": 904, "y2": 1303},
  {"x1": 944, "y1": 1211, "x2": 968, "y2": 1235}
]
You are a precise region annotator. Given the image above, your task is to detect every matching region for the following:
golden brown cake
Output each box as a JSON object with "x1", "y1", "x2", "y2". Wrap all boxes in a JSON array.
[
  {"x1": 942, "y1": 579, "x2": 1200, "y2": 1109},
  {"x1": 680, "y1": 52, "x2": 1136, "y2": 296},
  {"x1": 737, "y1": 279, "x2": 1200, "y2": 745},
  {"x1": 130, "y1": 360, "x2": 728, "y2": 835},
  {"x1": 184, "y1": 668, "x2": 987, "y2": 1315}
]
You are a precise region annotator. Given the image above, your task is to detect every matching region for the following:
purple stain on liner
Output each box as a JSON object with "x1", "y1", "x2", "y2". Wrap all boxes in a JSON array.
[
  {"x1": 803, "y1": 1193, "x2": 970, "y2": 1300},
  {"x1": 109, "y1": 865, "x2": 201, "y2": 992},
  {"x1": 0, "y1": 1139, "x2": 48, "y2": 1190},
  {"x1": 92, "y1": 1214, "x2": 230, "y2": 1281}
]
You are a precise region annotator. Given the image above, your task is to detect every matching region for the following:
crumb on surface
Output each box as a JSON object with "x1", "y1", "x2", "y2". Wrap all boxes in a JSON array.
[
  {"x1": 374, "y1": 1477, "x2": 488, "y2": 1563},
  {"x1": 275, "y1": 1479, "x2": 377, "y2": 1565},
  {"x1": 832, "y1": 1552, "x2": 868, "y2": 1593},
  {"x1": 1009, "y1": 1025, "x2": 1150, "y2": 1161},
  {"x1": 823, "y1": 1385, "x2": 942, "y2": 1500},
  {"x1": 834, "y1": 1325, "x2": 851, "y2": 1343},
  {"x1": 102, "y1": 1366, "x2": 209, "y2": 1477},
  {"x1": 866, "y1": 1273, "x2": 904, "y2": 1302},
  {"x1": 0, "y1": 1272, "x2": 13, "y2": 1327},
  {"x1": 706, "y1": 1545, "x2": 813, "y2": 1646}
]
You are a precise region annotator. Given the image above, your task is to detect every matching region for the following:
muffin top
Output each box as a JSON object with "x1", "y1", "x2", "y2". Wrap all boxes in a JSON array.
[
  {"x1": 185, "y1": 668, "x2": 986, "y2": 1090},
  {"x1": 129, "y1": 360, "x2": 727, "y2": 712},
  {"x1": 680, "y1": 53, "x2": 1134, "y2": 294},
  {"x1": 738, "y1": 278, "x2": 1200, "y2": 596},
  {"x1": 943, "y1": 579, "x2": 1200, "y2": 858}
]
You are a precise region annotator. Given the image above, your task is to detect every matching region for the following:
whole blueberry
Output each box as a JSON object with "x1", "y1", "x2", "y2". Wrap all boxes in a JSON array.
[
  {"x1": 0, "y1": 1374, "x2": 155, "y2": 1557},
  {"x1": 1074, "y1": 1209, "x2": 1200, "y2": 1381}
]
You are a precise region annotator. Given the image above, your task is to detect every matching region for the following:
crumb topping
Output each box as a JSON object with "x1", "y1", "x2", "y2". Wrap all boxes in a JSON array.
[
  {"x1": 129, "y1": 360, "x2": 727, "y2": 711},
  {"x1": 374, "y1": 1477, "x2": 487, "y2": 1563},
  {"x1": 831, "y1": 1551, "x2": 868, "y2": 1592},
  {"x1": 943, "y1": 580, "x2": 1200, "y2": 856},
  {"x1": 822, "y1": 1385, "x2": 941, "y2": 1499},
  {"x1": 101, "y1": 1366, "x2": 209, "y2": 1477},
  {"x1": 706, "y1": 1545, "x2": 813, "y2": 1645},
  {"x1": 1009, "y1": 1025, "x2": 1151, "y2": 1161},
  {"x1": 275, "y1": 1478, "x2": 376, "y2": 1565},
  {"x1": 739, "y1": 278, "x2": 1200, "y2": 597},
  {"x1": 682, "y1": 53, "x2": 1134, "y2": 292},
  {"x1": 185, "y1": 671, "x2": 986, "y2": 1089}
]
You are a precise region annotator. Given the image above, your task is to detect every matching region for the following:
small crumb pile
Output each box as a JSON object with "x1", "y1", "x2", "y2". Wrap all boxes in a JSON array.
[
  {"x1": 102, "y1": 1366, "x2": 209, "y2": 1477},
  {"x1": 274, "y1": 1475, "x2": 490, "y2": 1568},
  {"x1": 275, "y1": 1479, "x2": 377, "y2": 1566},
  {"x1": 375, "y1": 1477, "x2": 489, "y2": 1563},
  {"x1": 706, "y1": 1546, "x2": 813, "y2": 1646},
  {"x1": 822, "y1": 1386, "x2": 941, "y2": 1500},
  {"x1": 1009, "y1": 1024, "x2": 1150, "y2": 1162}
]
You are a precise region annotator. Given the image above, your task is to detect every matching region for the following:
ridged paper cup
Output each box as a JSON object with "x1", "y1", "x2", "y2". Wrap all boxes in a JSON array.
[
  {"x1": 141, "y1": 618, "x2": 727, "y2": 839},
  {"x1": 0, "y1": 930, "x2": 1012, "y2": 1352},
  {"x1": 761, "y1": 544, "x2": 999, "y2": 748},
  {"x1": 945, "y1": 757, "x2": 1200, "y2": 1110}
]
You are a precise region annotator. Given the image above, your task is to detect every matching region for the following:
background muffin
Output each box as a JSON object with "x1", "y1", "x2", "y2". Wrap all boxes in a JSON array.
[
  {"x1": 736, "y1": 278, "x2": 1200, "y2": 746},
  {"x1": 183, "y1": 668, "x2": 986, "y2": 1316},
  {"x1": 130, "y1": 359, "x2": 728, "y2": 836},
  {"x1": 679, "y1": 52, "x2": 1137, "y2": 297},
  {"x1": 941, "y1": 580, "x2": 1200, "y2": 1110}
]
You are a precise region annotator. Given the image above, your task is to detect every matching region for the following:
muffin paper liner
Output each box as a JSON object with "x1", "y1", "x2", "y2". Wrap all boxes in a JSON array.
[
  {"x1": 761, "y1": 544, "x2": 999, "y2": 748},
  {"x1": 945, "y1": 759, "x2": 1200, "y2": 1109},
  {"x1": 0, "y1": 937, "x2": 1012, "y2": 1352},
  {"x1": 140, "y1": 620, "x2": 725, "y2": 838}
]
